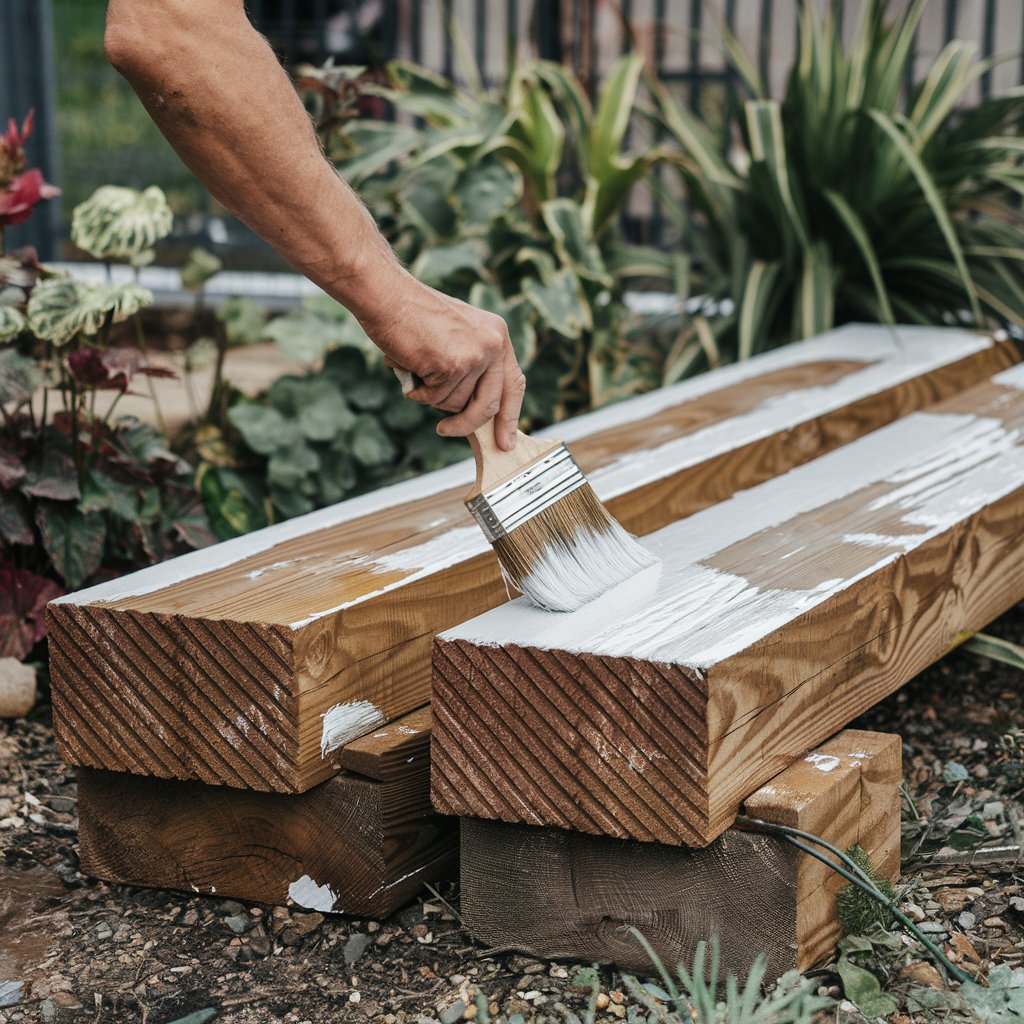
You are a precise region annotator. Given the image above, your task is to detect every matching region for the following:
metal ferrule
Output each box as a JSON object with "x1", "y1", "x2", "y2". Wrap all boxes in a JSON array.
[{"x1": 465, "y1": 444, "x2": 587, "y2": 542}]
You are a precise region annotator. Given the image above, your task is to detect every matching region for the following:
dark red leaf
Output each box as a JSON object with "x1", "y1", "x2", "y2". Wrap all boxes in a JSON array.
[
  {"x1": 0, "y1": 490, "x2": 33, "y2": 545},
  {"x1": 68, "y1": 347, "x2": 111, "y2": 387},
  {"x1": 0, "y1": 444, "x2": 25, "y2": 489},
  {"x1": 21, "y1": 449, "x2": 80, "y2": 501},
  {"x1": 0, "y1": 565, "x2": 63, "y2": 660}
]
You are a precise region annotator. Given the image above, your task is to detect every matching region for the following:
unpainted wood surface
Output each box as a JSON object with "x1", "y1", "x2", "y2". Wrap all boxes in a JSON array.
[
  {"x1": 460, "y1": 729, "x2": 900, "y2": 980},
  {"x1": 46, "y1": 327, "x2": 1017, "y2": 791},
  {"x1": 433, "y1": 365, "x2": 1024, "y2": 845},
  {"x1": 76, "y1": 707, "x2": 454, "y2": 917}
]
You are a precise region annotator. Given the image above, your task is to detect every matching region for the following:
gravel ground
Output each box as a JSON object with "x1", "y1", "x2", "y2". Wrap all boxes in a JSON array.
[{"x1": 1, "y1": 604, "x2": 1023, "y2": 1024}]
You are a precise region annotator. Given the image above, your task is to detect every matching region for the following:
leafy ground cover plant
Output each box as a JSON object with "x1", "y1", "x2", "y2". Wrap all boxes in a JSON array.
[
  {"x1": 198, "y1": 338, "x2": 465, "y2": 538},
  {"x1": 0, "y1": 174, "x2": 212, "y2": 661},
  {"x1": 651, "y1": 0, "x2": 1024, "y2": 371},
  {"x1": 308, "y1": 49, "x2": 667, "y2": 423}
]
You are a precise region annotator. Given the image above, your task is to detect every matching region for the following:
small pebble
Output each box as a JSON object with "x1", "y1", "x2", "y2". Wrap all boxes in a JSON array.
[{"x1": 440, "y1": 1000, "x2": 466, "y2": 1024}]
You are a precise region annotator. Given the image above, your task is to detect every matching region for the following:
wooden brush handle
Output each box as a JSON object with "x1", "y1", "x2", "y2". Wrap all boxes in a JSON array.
[{"x1": 390, "y1": 366, "x2": 559, "y2": 500}]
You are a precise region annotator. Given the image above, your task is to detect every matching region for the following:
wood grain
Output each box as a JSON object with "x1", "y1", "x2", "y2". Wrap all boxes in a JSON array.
[
  {"x1": 433, "y1": 365, "x2": 1024, "y2": 845},
  {"x1": 75, "y1": 707, "x2": 455, "y2": 917},
  {"x1": 47, "y1": 326, "x2": 1018, "y2": 791},
  {"x1": 460, "y1": 730, "x2": 900, "y2": 980}
]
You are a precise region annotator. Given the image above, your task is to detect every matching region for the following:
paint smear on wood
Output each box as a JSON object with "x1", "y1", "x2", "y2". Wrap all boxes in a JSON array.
[
  {"x1": 288, "y1": 874, "x2": 338, "y2": 913},
  {"x1": 321, "y1": 700, "x2": 386, "y2": 757}
]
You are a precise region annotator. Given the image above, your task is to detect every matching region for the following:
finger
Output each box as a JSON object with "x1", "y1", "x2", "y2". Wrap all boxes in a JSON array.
[
  {"x1": 493, "y1": 355, "x2": 526, "y2": 451},
  {"x1": 407, "y1": 372, "x2": 476, "y2": 412},
  {"x1": 436, "y1": 362, "x2": 503, "y2": 438}
]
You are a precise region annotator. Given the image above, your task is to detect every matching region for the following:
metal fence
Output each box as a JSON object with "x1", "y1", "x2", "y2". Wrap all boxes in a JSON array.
[{"x1": 7, "y1": 0, "x2": 1024, "y2": 261}]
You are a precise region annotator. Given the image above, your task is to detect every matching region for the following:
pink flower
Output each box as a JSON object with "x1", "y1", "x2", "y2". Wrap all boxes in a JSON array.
[{"x1": 0, "y1": 168, "x2": 60, "y2": 227}]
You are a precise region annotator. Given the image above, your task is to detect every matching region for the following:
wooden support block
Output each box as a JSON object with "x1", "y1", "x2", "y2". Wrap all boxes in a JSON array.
[
  {"x1": 46, "y1": 326, "x2": 1016, "y2": 792},
  {"x1": 76, "y1": 708, "x2": 455, "y2": 917},
  {"x1": 433, "y1": 363, "x2": 1024, "y2": 846},
  {"x1": 460, "y1": 730, "x2": 901, "y2": 980}
]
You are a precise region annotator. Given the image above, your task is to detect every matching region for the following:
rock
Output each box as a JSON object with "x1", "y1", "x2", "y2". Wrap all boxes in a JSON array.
[
  {"x1": 936, "y1": 889, "x2": 970, "y2": 913},
  {"x1": 40, "y1": 998, "x2": 56, "y2": 1021},
  {"x1": 900, "y1": 962, "x2": 944, "y2": 989},
  {"x1": 440, "y1": 1001, "x2": 466, "y2": 1024},
  {"x1": 288, "y1": 912, "x2": 323, "y2": 937},
  {"x1": 344, "y1": 933, "x2": 371, "y2": 965},
  {"x1": 224, "y1": 914, "x2": 248, "y2": 934},
  {"x1": 0, "y1": 659, "x2": 35, "y2": 718},
  {"x1": 903, "y1": 902, "x2": 926, "y2": 923},
  {"x1": 949, "y1": 933, "x2": 981, "y2": 963},
  {"x1": 958, "y1": 911, "x2": 976, "y2": 930},
  {"x1": 0, "y1": 981, "x2": 23, "y2": 1008},
  {"x1": 181, "y1": 909, "x2": 199, "y2": 926}
]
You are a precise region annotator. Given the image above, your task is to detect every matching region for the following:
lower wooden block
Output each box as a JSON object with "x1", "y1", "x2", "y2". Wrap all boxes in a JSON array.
[
  {"x1": 460, "y1": 729, "x2": 900, "y2": 979},
  {"x1": 76, "y1": 708, "x2": 457, "y2": 917}
]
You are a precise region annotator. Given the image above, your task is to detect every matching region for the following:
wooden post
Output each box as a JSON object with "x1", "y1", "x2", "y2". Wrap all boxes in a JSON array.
[
  {"x1": 47, "y1": 327, "x2": 1017, "y2": 792},
  {"x1": 433, "y1": 365, "x2": 1024, "y2": 845},
  {"x1": 460, "y1": 730, "x2": 901, "y2": 980},
  {"x1": 76, "y1": 708, "x2": 456, "y2": 917}
]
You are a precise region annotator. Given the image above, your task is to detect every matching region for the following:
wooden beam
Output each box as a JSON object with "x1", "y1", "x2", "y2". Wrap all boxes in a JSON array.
[
  {"x1": 47, "y1": 326, "x2": 1017, "y2": 792},
  {"x1": 460, "y1": 730, "x2": 901, "y2": 979},
  {"x1": 76, "y1": 707, "x2": 454, "y2": 917},
  {"x1": 433, "y1": 363, "x2": 1024, "y2": 845}
]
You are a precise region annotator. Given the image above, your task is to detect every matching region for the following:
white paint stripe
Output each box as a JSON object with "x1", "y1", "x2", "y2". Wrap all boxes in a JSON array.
[
  {"x1": 54, "y1": 324, "x2": 996, "y2": 612},
  {"x1": 444, "y1": 407, "x2": 1024, "y2": 668}
]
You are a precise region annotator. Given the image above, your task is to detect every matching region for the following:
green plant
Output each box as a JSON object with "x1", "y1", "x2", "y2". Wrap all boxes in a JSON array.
[
  {"x1": 311, "y1": 48, "x2": 666, "y2": 422},
  {"x1": 620, "y1": 935, "x2": 832, "y2": 1024},
  {"x1": 651, "y1": 0, "x2": 1024, "y2": 370},
  {"x1": 197, "y1": 342, "x2": 464, "y2": 537},
  {"x1": 0, "y1": 184, "x2": 212, "y2": 661},
  {"x1": 835, "y1": 844, "x2": 898, "y2": 935}
]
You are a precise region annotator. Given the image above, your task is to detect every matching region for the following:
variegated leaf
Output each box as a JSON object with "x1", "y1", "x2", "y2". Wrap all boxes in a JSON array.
[
  {"x1": 0, "y1": 305, "x2": 26, "y2": 343},
  {"x1": 27, "y1": 279, "x2": 153, "y2": 346},
  {"x1": 71, "y1": 185, "x2": 174, "y2": 260}
]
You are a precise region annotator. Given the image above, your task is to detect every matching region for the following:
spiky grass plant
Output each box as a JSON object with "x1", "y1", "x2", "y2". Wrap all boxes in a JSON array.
[{"x1": 653, "y1": 0, "x2": 1024, "y2": 370}]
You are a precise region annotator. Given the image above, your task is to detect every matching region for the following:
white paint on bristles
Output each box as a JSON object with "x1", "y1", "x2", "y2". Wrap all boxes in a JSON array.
[
  {"x1": 53, "y1": 324, "x2": 997, "y2": 621},
  {"x1": 443, "y1": 401, "x2": 1024, "y2": 670},
  {"x1": 320, "y1": 700, "x2": 386, "y2": 757},
  {"x1": 288, "y1": 874, "x2": 338, "y2": 913}
]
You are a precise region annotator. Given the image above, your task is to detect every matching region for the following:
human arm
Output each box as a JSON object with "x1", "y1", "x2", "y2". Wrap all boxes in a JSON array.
[{"x1": 103, "y1": 0, "x2": 524, "y2": 448}]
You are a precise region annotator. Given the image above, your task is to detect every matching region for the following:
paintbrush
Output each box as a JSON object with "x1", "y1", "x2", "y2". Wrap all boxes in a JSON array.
[{"x1": 393, "y1": 367, "x2": 657, "y2": 612}]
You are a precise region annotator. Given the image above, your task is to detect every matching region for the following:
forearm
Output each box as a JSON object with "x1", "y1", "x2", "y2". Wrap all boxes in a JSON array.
[{"x1": 104, "y1": 0, "x2": 402, "y2": 325}]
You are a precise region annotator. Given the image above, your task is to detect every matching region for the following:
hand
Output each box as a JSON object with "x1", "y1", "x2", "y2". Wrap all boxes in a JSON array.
[{"x1": 358, "y1": 274, "x2": 526, "y2": 452}]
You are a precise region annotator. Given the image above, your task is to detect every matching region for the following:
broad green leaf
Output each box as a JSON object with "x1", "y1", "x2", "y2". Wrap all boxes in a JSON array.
[
  {"x1": 227, "y1": 403, "x2": 300, "y2": 455},
  {"x1": 0, "y1": 305, "x2": 25, "y2": 343},
  {"x1": 835, "y1": 956, "x2": 898, "y2": 1020},
  {"x1": 347, "y1": 377, "x2": 392, "y2": 412},
  {"x1": 196, "y1": 465, "x2": 268, "y2": 541},
  {"x1": 78, "y1": 469, "x2": 138, "y2": 521},
  {"x1": 0, "y1": 349, "x2": 41, "y2": 406},
  {"x1": 349, "y1": 415, "x2": 398, "y2": 467},
  {"x1": 71, "y1": 185, "x2": 173, "y2": 260},
  {"x1": 36, "y1": 503, "x2": 106, "y2": 589},
  {"x1": 381, "y1": 397, "x2": 426, "y2": 432},
  {"x1": 315, "y1": 449, "x2": 358, "y2": 504},
  {"x1": 506, "y1": 73, "x2": 564, "y2": 199},
  {"x1": 21, "y1": 449, "x2": 80, "y2": 502},
  {"x1": 268, "y1": 441, "x2": 320, "y2": 490},
  {"x1": 0, "y1": 491, "x2": 33, "y2": 546},
  {"x1": 180, "y1": 247, "x2": 223, "y2": 291},
  {"x1": 338, "y1": 123, "x2": 420, "y2": 185},
  {"x1": 217, "y1": 296, "x2": 267, "y2": 346},
  {"x1": 453, "y1": 157, "x2": 521, "y2": 229},
  {"x1": 411, "y1": 241, "x2": 485, "y2": 287},
  {"x1": 540, "y1": 199, "x2": 610, "y2": 285},
  {"x1": 27, "y1": 279, "x2": 153, "y2": 346},
  {"x1": 384, "y1": 61, "x2": 477, "y2": 125},
  {"x1": 263, "y1": 310, "x2": 347, "y2": 364},
  {"x1": 297, "y1": 387, "x2": 355, "y2": 442},
  {"x1": 523, "y1": 269, "x2": 592, "y2": 339}
]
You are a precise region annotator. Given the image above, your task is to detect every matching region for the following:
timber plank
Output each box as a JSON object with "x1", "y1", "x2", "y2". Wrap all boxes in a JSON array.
[
  {"x1": 460, "y1": 730, "x2": 901, "y2": 979},
  {"x1": 75, "y1": 707, "x2": 454, "y2": 917},
  {"x1": 47, "y1": 326, "x2": 1017, "y2": 791},
  {"x1": 433, "y1": 363, "x2": 1024, "y2": 845}
]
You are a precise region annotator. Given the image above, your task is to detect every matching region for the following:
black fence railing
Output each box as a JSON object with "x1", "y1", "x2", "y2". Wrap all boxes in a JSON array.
[{"x1": 8, "y1": 0, "x2": 1024, "y2": 262}]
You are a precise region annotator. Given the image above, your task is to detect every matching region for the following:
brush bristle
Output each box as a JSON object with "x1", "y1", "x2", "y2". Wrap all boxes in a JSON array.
[{"x1": 492, "y1": 483, "x2": 658, "y2": 612}]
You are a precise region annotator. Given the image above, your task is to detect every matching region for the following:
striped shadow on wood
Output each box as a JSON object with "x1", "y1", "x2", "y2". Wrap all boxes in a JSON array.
[
  {"x1": 460, "y1": 730, "x2": 901, "y2": 980},
  {"x1": 433, "y1": 363, "x2": 1024, "y2": 845},
  {"x1": 46, "y1": 326, "x2": 1017, "y2": 792}
]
